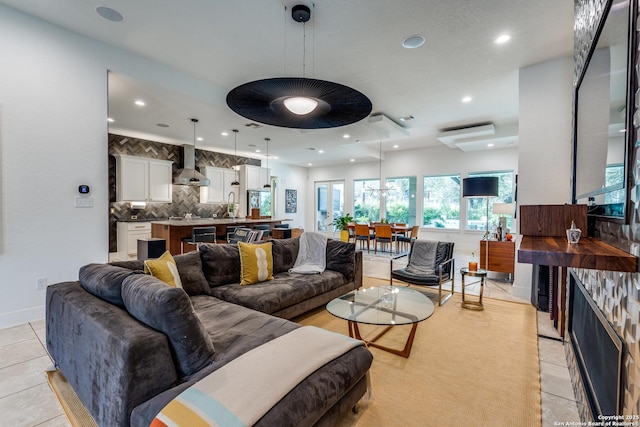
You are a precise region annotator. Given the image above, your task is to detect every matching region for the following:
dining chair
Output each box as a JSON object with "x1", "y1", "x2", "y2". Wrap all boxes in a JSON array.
[
  {"x1": 374, "y1": 224, "x2": 393, "y2": 254},
  {"x1": 397, "y1": 225, "x2": 420, "y2": 253},
  {"x1": 181, "y1": 226, "x2": 216, "y2": 253},
  {"x1": 354, "y1": 223, "x2": 373, "y2": 252},
  {"x1": 392, "y1": 223, "x2": 407, "y2": 249},
  {"x1": 346, "y1": 222, "x2": 356, "y2": 242}
]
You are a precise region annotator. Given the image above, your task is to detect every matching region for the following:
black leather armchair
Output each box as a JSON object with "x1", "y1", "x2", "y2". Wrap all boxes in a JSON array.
[{"x1": 390, "y1": 240, "x2": 455, "y2": 305}]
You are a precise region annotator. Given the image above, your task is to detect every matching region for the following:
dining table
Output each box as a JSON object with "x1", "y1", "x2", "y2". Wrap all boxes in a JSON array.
[{"x1": 346, "y1": 223, "x2": 409, "y2": 253}]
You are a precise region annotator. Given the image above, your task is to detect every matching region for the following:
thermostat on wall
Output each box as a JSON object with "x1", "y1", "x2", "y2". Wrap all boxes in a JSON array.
[{"x1": 78, "y1": 185, "x2": 90, "y2": 194}]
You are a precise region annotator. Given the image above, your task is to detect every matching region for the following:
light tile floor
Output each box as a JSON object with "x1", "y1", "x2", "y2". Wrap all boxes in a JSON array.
[{"x1": 0, "y1": 249, "x2": 580, "y2": 426}]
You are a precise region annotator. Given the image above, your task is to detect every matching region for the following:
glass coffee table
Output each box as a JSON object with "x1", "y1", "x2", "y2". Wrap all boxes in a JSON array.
[{"x1": 326, "y1": 286, "x2": 435, "y2": 358}]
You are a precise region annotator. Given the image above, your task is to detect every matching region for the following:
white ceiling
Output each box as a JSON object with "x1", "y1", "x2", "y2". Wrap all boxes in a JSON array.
[{"x1": 0, "y1": 0, "x2": 574, "y2": 166}]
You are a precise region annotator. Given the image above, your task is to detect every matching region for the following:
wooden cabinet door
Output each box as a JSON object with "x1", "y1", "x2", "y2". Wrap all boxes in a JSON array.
[
  {"x1": 148, "y1": 160, "x2": 172, "y2": 202},
  {"x1": 118, "y1": 156, "x2": 148, "y2": 201},
  {"x1": 246, "y1": 165, "x2": 261, "y2": 190},
  {"x1": 480, "y1": 240, "x2": 515, "y2": 274},
  {"x1": 200, "y1": 167, "x2": 224, "y2": 203}
]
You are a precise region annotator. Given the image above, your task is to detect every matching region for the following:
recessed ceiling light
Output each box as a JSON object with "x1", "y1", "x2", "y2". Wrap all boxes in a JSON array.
[
  {"x1": 402, "y1": 35, "x2": 425, "y2": 49},
  {"x1": 107, "y1": 117, "x2": 114, "y2": 123},
  {"x1": 393, "y1": 144, "x2": 399, "y2": 148},
  {"x1": 134, "y1": 100, "x2": 145, "y2": 106},
  {"x1": 343, "y1": 134, "x2": 350, "y2": 139},
  {"x1": 308, "y1": 163, "x2": 312, "y2": 166},
  {"x1": 318, "y1": 150, "x2": 324, "y2": 154},
  {"x1": 221, "y1": 131, "x2": 229, "y2": 136},
  {"x1": 350, "y1": 158, "x2": 355, "y2": 162},
  {"x1": 96, "y1": 6, "x2": 124, "y2": 23},
  {"x1": 156, "y1": 123, "x2": 170, "y2": 128},
  {"x1": 197, "y1": 137, "x2": 203, "y2": 141},
  {"x1": 488, "y1": 143, "x2": 495, "y2": 147},
  {"x1": 462, "y1": 96, "x2": 472, "y2": 103},
  {"x1": 495, "y1": 34, "x2": 511, "y2": 44},
  {"x1": 274, "y1": 156, "x2": 279, "y2": 160},
  {"x1": 399, "y1": 115, "x2": 415, "y2": 122},
  {"x1": 255, "y1": 149, "x2": 261, "y2": 153}
]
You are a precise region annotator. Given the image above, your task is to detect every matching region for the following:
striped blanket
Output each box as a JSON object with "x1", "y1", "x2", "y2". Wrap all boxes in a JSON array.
[{"x1": 151, "y1": 326, "x2": 363, "y2": 427}]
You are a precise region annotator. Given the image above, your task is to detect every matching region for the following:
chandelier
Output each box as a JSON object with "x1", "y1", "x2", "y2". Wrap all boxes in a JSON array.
[{"x1": 364, "y1": 141, "x2": 395, "y2": 197}]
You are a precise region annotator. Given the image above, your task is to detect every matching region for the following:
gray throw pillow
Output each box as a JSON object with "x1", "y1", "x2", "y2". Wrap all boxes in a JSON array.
[
  {"x1": 121, "y1": 274, "x2": 215, "y2": 377},
  {"x1": 270, "y1": 237, "x2": 300, "y2": 273},
  {"x1": 172, "y1": 251, "x2": 210, "y2": 296},
  {"x1": 326, "y1": 239, "x2": 356, "y2": 281},
  {"x1": 79, "y1": 264, "x2": 142, "y2": 307},
  {"x1": 199, "y1": 243, "x2": 241, "y2": 287}
]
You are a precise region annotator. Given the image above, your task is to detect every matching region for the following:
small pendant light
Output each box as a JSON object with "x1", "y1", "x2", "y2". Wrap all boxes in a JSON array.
[
  {"x1": 190, "y1": 118, "x2": 200, "y2": 184},
  {"x1": 231, "y1": 129, "x2": 240, "y2": 186},
  {"x1": 263, "y1": 137, "x2": 271, "y2": 189}
]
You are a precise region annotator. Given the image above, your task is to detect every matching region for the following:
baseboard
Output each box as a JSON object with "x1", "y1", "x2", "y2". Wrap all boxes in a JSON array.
[{"x1": 0, "y1": 305, "x2": 45, "y2": 329}]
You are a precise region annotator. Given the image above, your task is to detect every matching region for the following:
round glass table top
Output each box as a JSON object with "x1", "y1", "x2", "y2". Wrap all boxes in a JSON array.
[{"x1": 326, "y1": 286, "x2": 435, "y2": 326}]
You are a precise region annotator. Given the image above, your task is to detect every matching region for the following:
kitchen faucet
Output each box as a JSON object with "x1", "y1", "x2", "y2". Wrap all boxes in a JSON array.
[{"x1": 227, "y1": 192, "x2": 236, "y2": 219}]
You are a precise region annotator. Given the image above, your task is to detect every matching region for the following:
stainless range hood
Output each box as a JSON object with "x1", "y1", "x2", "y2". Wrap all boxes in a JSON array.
[{"x1": 174, "y1": 144, "x2": 210, "y2": 186}]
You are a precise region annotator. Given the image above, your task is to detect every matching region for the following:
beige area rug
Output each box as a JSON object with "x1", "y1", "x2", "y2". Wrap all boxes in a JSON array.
[
  {"x1": 295, "y1": 276, "x2": 542, "y2": 427},
  {"x1": 46, "y1": 369, "x2": 97, "y2": 427}
]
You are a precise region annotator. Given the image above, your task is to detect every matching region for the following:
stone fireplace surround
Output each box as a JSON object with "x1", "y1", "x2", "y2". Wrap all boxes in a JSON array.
[{"x1": 570, "y1": 0, "x2": 640, "y2": 418}]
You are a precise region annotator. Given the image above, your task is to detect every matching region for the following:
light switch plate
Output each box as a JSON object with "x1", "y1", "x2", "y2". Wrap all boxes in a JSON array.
[{"x1": 75, "y1": 196, "x2": 93, "y2": 208}]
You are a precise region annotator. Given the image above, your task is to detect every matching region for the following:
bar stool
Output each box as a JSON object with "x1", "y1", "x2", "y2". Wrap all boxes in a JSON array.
[{"x1": 181, "y1": 226, "x2": 216, "y2": 253}]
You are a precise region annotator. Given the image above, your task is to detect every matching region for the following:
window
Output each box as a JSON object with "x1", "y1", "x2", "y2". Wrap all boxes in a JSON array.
[
  {"x1": 353, "y1": 179, "x2": 380, "y2": 222},
  {"x1": 422, "y1": 174, "x2": 460, "y2": 228},
  {"x1": 385, "y1": 176, "x2": 417, "y2": 224},
  {"x1": 466, "y1": 171, "x2": 514, "y2": 231},
  {"x1": 605, "y1": 164, "x2": 625, "y2": 204}
]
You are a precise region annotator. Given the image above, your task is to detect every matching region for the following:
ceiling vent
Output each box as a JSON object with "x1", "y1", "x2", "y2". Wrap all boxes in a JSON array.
[
  {"x1": 436, "y1": 122, "x2": 518, "y2": 152},
  {"x1": 365, "y1": 113, "x2": 410, "y2": 139}
]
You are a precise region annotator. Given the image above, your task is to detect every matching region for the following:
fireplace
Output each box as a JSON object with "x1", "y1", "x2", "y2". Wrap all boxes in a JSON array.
[{"x1": 568, "y1": 271, "x2": 623, "y2": 417}]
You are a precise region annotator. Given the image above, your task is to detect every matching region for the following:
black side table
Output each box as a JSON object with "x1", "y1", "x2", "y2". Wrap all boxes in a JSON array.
[{"x1": 460, "y1": 267, "x2": 487, "y2": 310}]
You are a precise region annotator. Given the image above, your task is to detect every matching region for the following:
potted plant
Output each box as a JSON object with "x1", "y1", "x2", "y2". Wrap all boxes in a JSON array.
[{"x1": 330, "y1": 213, "x2": 354, "y2": 242}]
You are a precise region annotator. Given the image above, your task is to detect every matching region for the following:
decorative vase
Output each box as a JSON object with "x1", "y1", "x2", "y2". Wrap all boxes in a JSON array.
[
  {"x1": 566, "y1": 221, "x2": 582, "y2": 244},
  {"x1": 468, "y1": 261, "x2": 478, "y2": 271},
  {"x1": 340, "y1": 230, "x2": 349, "y2": 242}
]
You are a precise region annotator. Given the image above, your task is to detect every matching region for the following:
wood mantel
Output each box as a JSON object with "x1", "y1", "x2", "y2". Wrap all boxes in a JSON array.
[{"x1": 518, "y1": 236, "x2": 637, "y2": 272}]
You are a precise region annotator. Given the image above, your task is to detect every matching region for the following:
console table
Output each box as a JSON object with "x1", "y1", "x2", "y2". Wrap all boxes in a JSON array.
[{"x1": 479, "y1": 240, "x2": 515, "y2": 275}]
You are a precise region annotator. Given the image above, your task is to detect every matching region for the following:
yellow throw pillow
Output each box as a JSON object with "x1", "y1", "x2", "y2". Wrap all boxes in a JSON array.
[
  {"x1": 238, "y1": 242, "x2": 273, "y2": 285},
  {"x1": 143, "y1": 251, "x2": 183, "y2": 288}
]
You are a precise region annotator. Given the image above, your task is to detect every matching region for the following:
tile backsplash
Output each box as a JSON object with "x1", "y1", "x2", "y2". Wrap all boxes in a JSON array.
[{"x1": 108, "y1": 134, "x2": 259, "y2": 252}]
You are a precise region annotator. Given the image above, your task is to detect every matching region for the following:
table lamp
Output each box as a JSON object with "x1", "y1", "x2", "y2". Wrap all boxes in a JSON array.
[{"x1": 492, "y1": 202, "x2": 515, "y2": 238}]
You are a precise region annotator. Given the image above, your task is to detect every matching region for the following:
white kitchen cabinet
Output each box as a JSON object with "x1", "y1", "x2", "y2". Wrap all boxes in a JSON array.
[
  {"x1": 241, "y1": 165, "x2": 271, "y2": 190},
  {"x1": 117, "y1": 222, "x2": 151, "y2": 258},
  {"x1": 200, "y1": 166, "x2": 239, "y2": 203},
  {"x1": 116, "y1": 155, "x2": 173, "y2": 202}
]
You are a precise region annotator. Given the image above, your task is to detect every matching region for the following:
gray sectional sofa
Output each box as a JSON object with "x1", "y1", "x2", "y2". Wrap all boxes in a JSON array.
[{"x1": 46, "y1": 237, "x2": 372, "y2": 427}]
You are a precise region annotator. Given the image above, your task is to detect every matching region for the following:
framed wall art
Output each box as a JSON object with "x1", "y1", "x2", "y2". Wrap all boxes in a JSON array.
[{"x1": 285, "y1": 189, "x2": 297, "y2": 213}]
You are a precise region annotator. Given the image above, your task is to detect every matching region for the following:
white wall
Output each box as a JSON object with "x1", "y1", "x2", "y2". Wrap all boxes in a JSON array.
[
  {"x1": 306, "y1": 144, "x2": 519, "y2": 252},
  {"x1": 0, "y1": 5, "x2": 253, "y2": 328},
  {"x1": 269, "y1": 161, "x2": 307, "y2": 229},
  {"x1": 515, "y1": 56, "x2": 574, "y2": 300}
]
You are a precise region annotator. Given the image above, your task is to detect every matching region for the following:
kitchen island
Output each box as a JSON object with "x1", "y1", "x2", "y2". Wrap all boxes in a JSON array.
[{"x1": 151, "y1": 218, "x2": 290, "y2": 255}]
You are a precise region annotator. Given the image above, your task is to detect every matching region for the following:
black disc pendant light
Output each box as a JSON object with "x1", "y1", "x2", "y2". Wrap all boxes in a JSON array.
[{"x1": 226, "y1": 4, "x2": 372, "y2": 129}]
